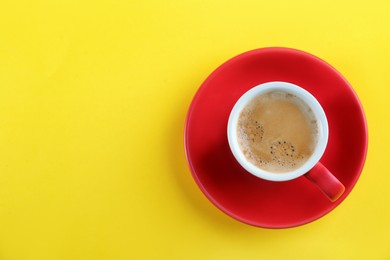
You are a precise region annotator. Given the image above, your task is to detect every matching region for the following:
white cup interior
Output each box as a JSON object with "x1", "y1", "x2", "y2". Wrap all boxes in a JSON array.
[{"x1": 227, "y1": 81, "x2": 329, "y2": 181}]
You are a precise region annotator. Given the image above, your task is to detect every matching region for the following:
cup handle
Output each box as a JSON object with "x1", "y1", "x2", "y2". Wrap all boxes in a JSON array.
[{"x1": 305, "y1": 163, "x2": 345, "y2": 202}]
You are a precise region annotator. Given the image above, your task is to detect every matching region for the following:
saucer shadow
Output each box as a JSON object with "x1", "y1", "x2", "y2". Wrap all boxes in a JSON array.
[
  {"x1": 167, "y1": 95, "x2": 314, "y2": 236},
  {"x1": 167, "y1": 103, "x2": 241, "y2": 229}
]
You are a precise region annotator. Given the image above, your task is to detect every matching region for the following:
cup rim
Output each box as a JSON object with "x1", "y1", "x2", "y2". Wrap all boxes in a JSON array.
[{"x1": 227, "y1": 81, "x2": 329, "y2": 181}]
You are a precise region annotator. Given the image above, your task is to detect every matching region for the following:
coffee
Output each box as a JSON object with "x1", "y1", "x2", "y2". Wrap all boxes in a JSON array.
[{"x1": 237, "y1": 91, "x2": 319, "y2": 173}]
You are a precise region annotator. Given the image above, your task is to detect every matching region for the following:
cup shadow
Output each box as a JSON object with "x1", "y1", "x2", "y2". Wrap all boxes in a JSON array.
[{"x1": 167, "y1": 102, "x2": 240, "y2": 229}]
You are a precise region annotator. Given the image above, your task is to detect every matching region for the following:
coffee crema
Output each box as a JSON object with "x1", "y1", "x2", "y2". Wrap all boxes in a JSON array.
[{"x1": 237, "y1": 91, "x2": 319, "y2": 173}]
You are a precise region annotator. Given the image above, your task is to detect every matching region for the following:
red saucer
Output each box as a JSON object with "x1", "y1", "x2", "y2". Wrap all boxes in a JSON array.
[{"x1": 184, "y1": 47, "x2": 368, "y2": 228}]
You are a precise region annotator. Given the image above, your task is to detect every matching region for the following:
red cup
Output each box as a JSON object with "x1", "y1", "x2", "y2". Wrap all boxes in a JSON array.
[{"x1": 227, "y1": 81, "x2": 345, "y2": 202}]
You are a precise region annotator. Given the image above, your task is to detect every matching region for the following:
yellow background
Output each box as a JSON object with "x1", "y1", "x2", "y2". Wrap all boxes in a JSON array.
[{"x1": 0, "y1": 0, "x2": 388, "y2": 259}]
